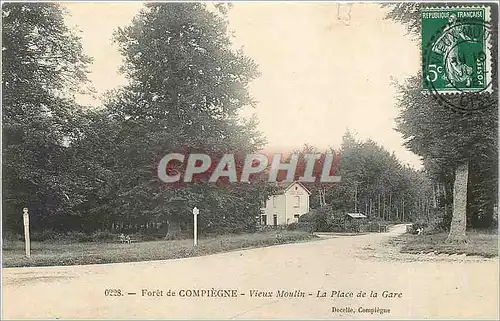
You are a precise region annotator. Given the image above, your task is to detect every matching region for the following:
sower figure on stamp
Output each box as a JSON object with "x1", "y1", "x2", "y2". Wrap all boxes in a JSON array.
[{"x1": 441, "y1": 14, "x2": 474, "y2": 87}]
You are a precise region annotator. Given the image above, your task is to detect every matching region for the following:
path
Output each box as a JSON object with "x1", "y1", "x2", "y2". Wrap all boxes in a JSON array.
[{"x1": 2, "y1": 225, "x2": 498, "y2": 319}]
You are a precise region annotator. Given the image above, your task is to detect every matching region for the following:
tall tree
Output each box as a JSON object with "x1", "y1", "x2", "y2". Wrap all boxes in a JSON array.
[
  {"x1": 384, "y1": 3, "x2": 498, "y2": 241},
  {"x1": 81, "y1": 2, "x2": 272, "y2": 235},
  {"x1": 292, "y1": 131, "x2": 432, "y2": 224},
  {"x1": 2, "y1": 3, "x2": 91, "y2": 232}
]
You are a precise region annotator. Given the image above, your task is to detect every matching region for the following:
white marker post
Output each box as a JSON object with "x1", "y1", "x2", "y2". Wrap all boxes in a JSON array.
[
  {"x1": 192, "y1": 207, "x2": 199, "y2": 247},
  {"x1": 23, "y1": 207, "x2": 30, "y2": 258}
]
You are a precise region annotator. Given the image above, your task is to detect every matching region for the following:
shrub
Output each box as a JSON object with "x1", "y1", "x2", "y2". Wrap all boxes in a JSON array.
[
  {"x1": 344, "y1": 220, "x2": 360, "y2": 233},
  {"x1": 257, "y1": 225, "x2": 287, "y2": 232},
  {"x1": 2, "y1": 230, "x2": 22, "y2": 250},
  {"x1": 91, "y1": 230, "x2": 118, "y2": 242},
  {"x1": 362, "y1": 221, "x2": 381, "y2": 233},
  {"x1": 31, "y1": 229, "x2": 64, "y2": 242},
  {"x1": 298, "y1": 212, "x2": 314, "y2": 223},
  {"x1": 66, "y1": 231, "x2": 92, "y2": 243},
  {"x1": 136, "y1": 233, "x2": 164, "y2": 242},
  {"x1": 425, "y1": 217, "x2": 449, "y2": 234},
  {"x1": 300, "y1": 206, "x2": 335, "y2": 232},
  {"x1": 296, "y1": 221, "x2": 315, "y2": 233},
  {"x1": 164, "y1": 231, "x2": 185, "y2": 240},
  {"x1": 287, "y1": 222, "x2": 297, "y2": 231},
  {"x1": 330, "y1": 226, "x2": 345, "y2": 232}
]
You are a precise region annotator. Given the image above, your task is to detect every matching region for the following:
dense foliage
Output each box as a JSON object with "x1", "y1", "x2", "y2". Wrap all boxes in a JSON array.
[
  {"x1": 2, "y1": 3, "x2": 92, "y2": 232},
  {"x1": 2, "y1": 3, "x2": 272, "y2": 236},
  {"x1": 293, "y1": 132, "x2": 433, "y2": 224},
  {"x1": 4, "y1": 3, "x2": 468, "y2": 240},
  {"x1": 383, "y1": 3, "x2": 499, "y2": 240}
]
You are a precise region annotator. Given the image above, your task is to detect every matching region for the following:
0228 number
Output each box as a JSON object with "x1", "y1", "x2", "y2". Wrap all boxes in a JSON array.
[{"x1": 104, "y1": 289, "x2": 123, "y2": 296}]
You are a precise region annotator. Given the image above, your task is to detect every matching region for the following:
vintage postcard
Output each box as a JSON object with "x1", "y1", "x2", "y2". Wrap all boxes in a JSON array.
[{"x1": 2, "y1": 1, "x2": 498, "y2": 319}]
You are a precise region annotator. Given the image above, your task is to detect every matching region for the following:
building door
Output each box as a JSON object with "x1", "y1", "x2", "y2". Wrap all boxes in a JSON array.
[
  {"x1": 261, "y1": 215, "x2": 267, "y2": 225},
  {"x1": 273, "y1": 214, "x2": 278, "y2": 226}
]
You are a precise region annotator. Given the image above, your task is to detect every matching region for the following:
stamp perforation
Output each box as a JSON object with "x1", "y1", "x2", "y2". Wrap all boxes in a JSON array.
[{"x1": 420, "y1": 4, "x2": 496, "y2": 111}]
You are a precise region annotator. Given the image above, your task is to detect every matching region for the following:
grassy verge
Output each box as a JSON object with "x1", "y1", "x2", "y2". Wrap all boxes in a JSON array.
[
  {"x1": 390, "y1": 231, "x2": 498, "y2": 258},
  {"x1": 2, "y1": 230, "x2": 317, "y2": 268}
]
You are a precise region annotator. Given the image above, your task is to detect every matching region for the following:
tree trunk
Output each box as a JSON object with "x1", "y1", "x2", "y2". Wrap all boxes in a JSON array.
[
  {"x1": 447, "y1": 163, "x2": 469, "y2": 243},
  {"x1": 378, "y1": 194, "x2": 381, "y2": 218},
  {"x1": 389, "y1": 193, "x2": 392, "y2": 220},
  {"x1": 402, "y1": 199, "x2": 405, "y2": 222},
  {"x1": 166, "y1": 215, "x2": 182, "y2": 239},
  {"x1": 354, "y1": 183, "x2": 358, "y2": 212},
  {"x1": 383, "y1": 193, "x2": 386, "y2": 221},
  {"x1": 432, "y1": 183, "x2": 438, "y2": 208}
]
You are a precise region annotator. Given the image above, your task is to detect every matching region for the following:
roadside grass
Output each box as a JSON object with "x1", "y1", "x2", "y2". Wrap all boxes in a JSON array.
[
  {"x1": 390, "y1": 231, "x2": 498, "y2": 258},
  {"x1": 2, "y1": 230, "x2": 317, "y2": 268}
]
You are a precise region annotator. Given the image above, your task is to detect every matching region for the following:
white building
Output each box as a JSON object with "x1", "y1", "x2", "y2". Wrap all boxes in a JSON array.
[{"x1": 260, "y1": 181, "x2": 311, "y2": 226}]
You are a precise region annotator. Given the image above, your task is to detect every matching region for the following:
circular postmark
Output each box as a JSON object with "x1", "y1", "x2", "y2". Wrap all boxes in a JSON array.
[{"x1": 422, "y1": 16, "x2": 496, "y2": 113}]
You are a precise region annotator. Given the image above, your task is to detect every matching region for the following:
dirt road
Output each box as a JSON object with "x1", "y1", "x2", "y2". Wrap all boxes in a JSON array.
[{"x1": 2, "y1": 225, "x2": 498, "y2": 319}]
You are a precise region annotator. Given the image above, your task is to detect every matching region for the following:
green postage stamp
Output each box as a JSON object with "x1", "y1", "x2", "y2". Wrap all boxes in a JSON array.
[{"x1": 421, "y1": 6, "x2": 492, "y2": 94}]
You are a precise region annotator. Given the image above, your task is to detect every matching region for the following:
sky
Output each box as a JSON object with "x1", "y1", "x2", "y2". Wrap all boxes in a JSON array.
[{"x1": 63, "y1": 2, "x2": 423, "y2": 168}]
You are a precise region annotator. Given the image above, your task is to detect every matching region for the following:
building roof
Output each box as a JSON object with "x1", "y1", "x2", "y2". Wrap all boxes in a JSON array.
[
  {"x1": 274, "y1": 181, "x2": 312, "y2": 195},
  {"x1": 346, "y1": 213, "x2": 367, "y2": 219}
]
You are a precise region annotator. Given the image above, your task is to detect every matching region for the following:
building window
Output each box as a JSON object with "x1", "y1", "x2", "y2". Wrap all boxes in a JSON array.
[
  {"x1": 272, "y1": 196, "x2": 276, "y2": 208},
  {"x1": 294, "y1": 214, "x2": 300, "y2": 219},
  {"x1": 261, "y1": 215, "x2": 267, "y2": 225},
  {"x1": 273, "y1": 214, "x2": 278, "y2": 226},
  {"x1": 293, "y1": 196, "x2": 300, "y2": 207}
]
